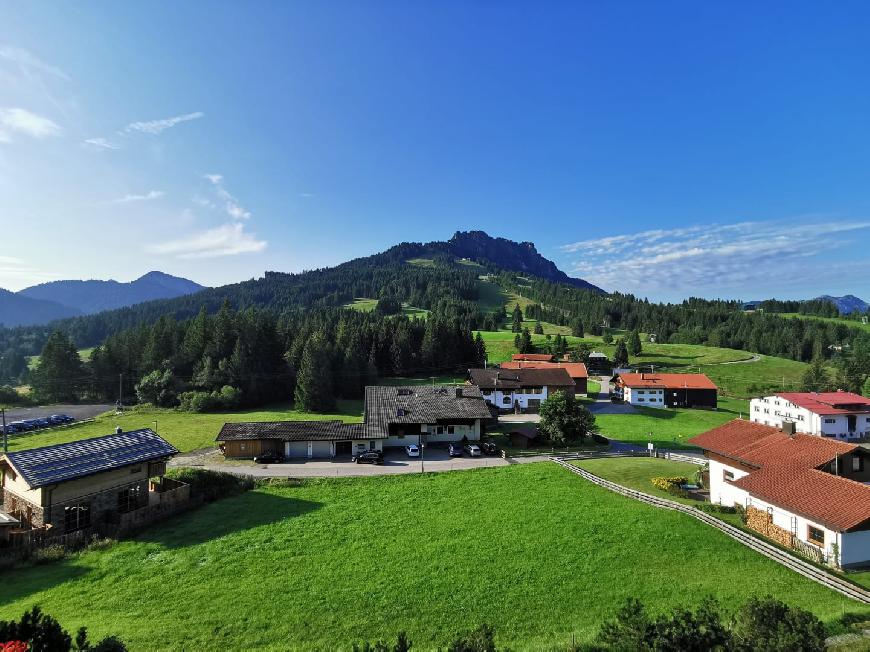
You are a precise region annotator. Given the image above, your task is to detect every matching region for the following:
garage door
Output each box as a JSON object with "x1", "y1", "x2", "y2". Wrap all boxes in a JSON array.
[
  {"x1": 310, "y1": 441, "x2": 332, "y2": 458},
  {"x1": 286, "y1": 441, "x2": 308, "y2": 458}
]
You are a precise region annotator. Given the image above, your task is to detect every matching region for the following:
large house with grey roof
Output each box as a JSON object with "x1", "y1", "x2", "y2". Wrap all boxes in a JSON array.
[
  {"x1": 468, "y1": 367, "x2": 575, "y2": 413},
  {"x1": 0, "y1": 428, "x2": 179, "y2": 534},
  {"x1": 217, "y1": 385, "x2": 493, "y2": 459},
  {"x1": 689, "y1": 419, "x2": 870, "y2": 568}
]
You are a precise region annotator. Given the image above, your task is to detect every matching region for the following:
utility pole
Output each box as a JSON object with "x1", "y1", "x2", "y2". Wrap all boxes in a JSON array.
[
  {"x1": 118, "y1": 373, "x2": 123, "y2": 411},
  {"x1": 2, "y1": 408, "x2": 6, "y2": 454}
]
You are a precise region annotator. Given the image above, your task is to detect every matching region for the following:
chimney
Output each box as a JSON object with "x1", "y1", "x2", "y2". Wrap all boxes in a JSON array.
[
  {"x1": 455, "y1": 387, "x2": 463, "y2": 398},
  {"x1": 115, "y1": 426, "x2": 123, "y2": 435},
  {"x1": 782, "y1": 421, "x2": 796, "y2": 437}
]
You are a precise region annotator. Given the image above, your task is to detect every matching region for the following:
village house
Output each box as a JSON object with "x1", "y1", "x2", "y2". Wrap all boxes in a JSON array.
[
  {"x1": 0, "y1": 429, "x2": 179, "y2": 534},
  {"x1": 611, "y1": 372, "x2": 718, "y2": 409},
  {"x1": 468, "y1": 367, "x2": 575, "y2": 413},
  {"x1": 217, "y1": 385, "x2": 492, "y2": 459},
  {"x1": 689, "y1": 419, "x2": 870, "y2": 568},
  {"x1": 511, "y1": 353, "x2": 556, "y2": 362},
  {"x1": 749, "y1": 391, "x2": 870, "y2": 441},
  {"x1": 585, "y1": 351, "x2": 611, "y2": 375},
  {"x1": 500, "y1": 360, "x2": 589, "y2": 394}
]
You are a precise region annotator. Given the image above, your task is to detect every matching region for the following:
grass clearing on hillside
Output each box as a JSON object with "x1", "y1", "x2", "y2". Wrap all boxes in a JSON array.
[
  {"x1": 343, "y1": 298, "x2": 429, "y2": 318},
  {"x1": 573, "y1": 457, "x2": 703, "y2": 504},
  {"x1": 779, "y1": 312, "x2": 870, "y2": 334},
  {"x1": 5, "y1": 401, "x2": 363, "y2": 454},
  {"x1": 593, "y1": 397, "x2": 749, "y2": 449},
  {"x1": 0, "y1": 464, "x2": 860, "y2": 650}
]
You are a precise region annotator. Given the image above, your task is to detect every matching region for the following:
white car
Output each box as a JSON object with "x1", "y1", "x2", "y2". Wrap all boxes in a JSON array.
[
  {"x1": 463, "y1": 444, "x2": 482, "y2": 457},
  {"x1": 405, "y1": 444, "x2": 421, "y2": 457}
]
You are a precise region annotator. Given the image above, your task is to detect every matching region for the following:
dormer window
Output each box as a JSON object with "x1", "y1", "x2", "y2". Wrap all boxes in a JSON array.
[
  {"x1": 397, "y1": 389, "x2": 413, "y2": 397},
  {"x1": 397, "y1": 409, "x2": 408, "y2": 417}
]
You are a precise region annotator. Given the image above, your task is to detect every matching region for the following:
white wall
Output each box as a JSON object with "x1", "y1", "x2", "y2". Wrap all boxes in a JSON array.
[
  {"x1": 708, "y1": 459, "x2": 751, "y2": 506},
  {"x1": 624, "y1": 387, "x2": 665, "y2": 408},
  {"x1": 284, "y1": 439, "x2": 385, "y2": 458},
  {"x1": 383, "y1": 421, "x2": 481, "y2": 447},
  {"x1": 750, "y1": 396, "x2": 870, "y2": 440},
  {"x1": 481, "y1": 387, "x2": 549, "y2": 411},
  {"x1": 840, "y1": 529, "x2": 870, "y2": 567}
]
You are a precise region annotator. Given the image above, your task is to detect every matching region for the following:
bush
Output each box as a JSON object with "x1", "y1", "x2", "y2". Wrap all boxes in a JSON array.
[
  {"x1": 696, "y1": 504, "x2": 737, "y2": 515},
  {"x1": 178, "y1": 385, "x2": 242, "y2": 412},
  {"x1": 0, "y1": 606, "x2": 127, "y2": 651},
  {"x1": 32, "y1": 544, "x2": 66, "y2": 564},
  {"x1": 650, "y1": 476, "x2": 689, "y2": 492},
  {"x1": 165, "y1": 468, "x2": 254, "y2": 502},
  {"x1": 0, "y1": 385, "x2": 31, "y2": 406}
]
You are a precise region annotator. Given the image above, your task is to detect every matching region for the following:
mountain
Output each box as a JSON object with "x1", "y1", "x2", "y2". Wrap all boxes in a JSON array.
[
  {"x1": 0, "y1": 288, "x2": 81, "y2": 327},
  {"x1": 816, "y1": 294, "x2": 869, "y2": 315},
  {"x1": 18, "y1": 271, "x2": 205, "y2": 315},
  {"x1": 439, "y1": 231, "x2": 603, "y2": 292}
]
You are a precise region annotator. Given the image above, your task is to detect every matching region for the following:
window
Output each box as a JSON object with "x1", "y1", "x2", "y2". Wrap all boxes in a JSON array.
[
  {"x1": 240, "y1": 443, "x2": 246, "y2": 451},
  {"x1": 129, "y1": 465, "x2": 142, "y2": 474},
  {"x1": 118, "y1": 486, "x2": 142, "y2": 513},
  {"x1": 447, "y1": 425, "x2": 455, "y2": 435},
  {"x1": 807, "y1": 525, "x2": 825, "y2": 546},
  {"x1": 723, "y1": 469, "x2": 735, "y2": 482},
  {"x1": 824, "y1": 418, "x2": 836, "y2": 424},
  {"x1": 502, "y1": 396, "x2": 511, "y2": 404},
  {"x1": 853, "y1": 456, "x2": 864, "y2": 472},
  {"x1": 64, "y1": 502, "x2": 91, "y2": 531},
  {"x1": 753, "y1": 406, "x2": 760, "y2": 412},
  {"x1": 369, "y1": 440, "x2": 376, "y2": 450}
]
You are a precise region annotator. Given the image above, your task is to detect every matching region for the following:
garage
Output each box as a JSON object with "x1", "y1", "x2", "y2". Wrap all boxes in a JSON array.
[
  {"x1": 310, "y1": 441, "x2": 332, "y2": 458},
  {"x1": 335, "y1": 441, "x2": 352, "y2": 456},
  {"x1": 285, "y1": 441, "x2": 308, "y2": 458}
]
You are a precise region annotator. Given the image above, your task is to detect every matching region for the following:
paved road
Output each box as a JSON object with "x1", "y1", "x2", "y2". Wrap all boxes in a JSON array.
[
  {"x1": 588, "y1": 375, "x2": 637, "y2": 414},
  {"x1": 170, "y1": 447, "x2": 551, "y2": 478},
  {"x1": 1, "y1": 403, "x2": 113, "y2": 422}
]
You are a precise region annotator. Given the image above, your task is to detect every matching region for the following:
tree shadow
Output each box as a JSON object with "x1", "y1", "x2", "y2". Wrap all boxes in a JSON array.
[
  {"x1": 0, "y1": 557, "x2": 90, "y2": 606},
  {"x1": 134, "y1": 491, "x2": 322, "y2": 549}
]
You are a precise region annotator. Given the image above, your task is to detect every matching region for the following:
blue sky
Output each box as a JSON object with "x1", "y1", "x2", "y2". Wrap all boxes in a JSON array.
[{"x1": 2, "y1": 1, "x2": 870, "y2": 302}]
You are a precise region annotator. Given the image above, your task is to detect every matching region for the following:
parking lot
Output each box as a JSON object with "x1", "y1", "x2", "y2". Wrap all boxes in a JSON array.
[
  {"x1": 1, "y1": 403, "x2": 113, "y2": 423},
  {"x1": 171, "y1": 446, "x2": 550, "y2": 478}
]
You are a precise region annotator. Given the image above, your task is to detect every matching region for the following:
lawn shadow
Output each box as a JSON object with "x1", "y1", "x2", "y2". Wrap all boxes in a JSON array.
[
  {"x1": 632, "y1": 407, "x2": 678, "y2": 420},
  {"x1": 134, "y1": 491, "x2": 322, "y2": 549},
  {"x1": 0, "y1": 557, "x2": 90, "y2": 606}
]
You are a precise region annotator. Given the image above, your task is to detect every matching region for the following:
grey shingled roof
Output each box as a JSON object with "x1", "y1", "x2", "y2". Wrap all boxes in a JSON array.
[
  {"x1": 468, "y1": 367, "x2": 575, "y2": 390},
  {"x1": 363, "y1": 385, "x2": 492, "y2": 438},
  {"x1": 217, "y1": 420, "x2": 368, "y2": 442},
  {"x1": 3, "y1": 429, "x2": 178, "y2": 490}
]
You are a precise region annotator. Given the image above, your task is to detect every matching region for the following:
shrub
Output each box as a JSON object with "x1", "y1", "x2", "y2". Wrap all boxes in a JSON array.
[
  {"x1": 165, "y1": 468, "x2": 254, "y2": 502},
  {"x1": 650, "y1": 476, "x2": 689, "y2": 492},
  {"x1": 178, "y1": 385, "x2": 242, "y2": 412},
  {"x1": 32, "y1": 544, "x2": 66, "y2": 564},
  {"x1": 696, "y1": 504, "x2": 737, "y2": 515},
  {"x1": 0, "y1": 606, "x2": 127, "y2": 651},
  {"x1": 0, "y1": 385, "x2": 31, "y2": 406}
]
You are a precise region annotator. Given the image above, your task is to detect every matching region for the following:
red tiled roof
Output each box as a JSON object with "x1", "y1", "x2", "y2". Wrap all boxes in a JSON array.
[
  {"x1": 511, "y1": 353, "x2": 555, "y2": 362},
  {"x1": 732, "y1": 468, "x2": 870, "y2": 532},
  {"x1": 500, "y1": 361, "x2": 589, "y2": 379},
  {"x1": 616, "y1": 373, "x2": 717, "y2": 390},
  {"x1": 775, "y1": 391, "x2": 870, "y2": 415},
  {"x1": 689, "y1": 419, "x2": 869, "y2": 532},
  {"x1": 687, "y1": 420, "x2": 856, "y2": 468}
]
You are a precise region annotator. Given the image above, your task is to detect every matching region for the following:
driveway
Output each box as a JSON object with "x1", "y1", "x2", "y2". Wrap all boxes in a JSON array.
[
  {"x1": 1, "y1": 403, "x2": 113, "y2": 422},
  {"x1": 499, "y1": 413, "x2": 540, "y2": 424},
  {"x1": 170, "y1": 447, "x2": 551, "y2": 478},
  {"x1": 588, "y1": 375, "x2": 637, "y2": 414}
]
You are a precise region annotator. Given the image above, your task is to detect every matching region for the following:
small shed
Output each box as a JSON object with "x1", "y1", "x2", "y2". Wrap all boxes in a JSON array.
[{"x1": 508, "y1": 425, "x2": 539, "y2": 449}]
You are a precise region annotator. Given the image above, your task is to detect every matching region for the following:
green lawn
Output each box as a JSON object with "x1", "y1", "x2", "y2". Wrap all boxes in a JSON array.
[
  {"x1": 27, "y1": 347, "x2": 94, "y2": 371},
  {"x1": 573, "y1": 457, "x2": 703, "y2": 505},
  {"x1": 5, "y1": 401, "x2": 364, "y2": 454},
  {"x1": 342, "y1": 298, "x2": 429, "y2": 318},
  {"x1": 779, "y1": 312, "x2": 870, "y2": 334},
  {"x1": 0, "y1": 464, "x2": 861, "y2": 650},
  {"x1": 593, "y1": 397, "x2": 749, "y2": 449}
]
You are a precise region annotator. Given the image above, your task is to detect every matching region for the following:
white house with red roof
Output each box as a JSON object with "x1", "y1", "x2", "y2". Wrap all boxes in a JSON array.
[
  {"x1": 689, "y1": 419, "x2": 870, "y2": 568},
  {"x1": 611, "y1": 372, "x2": 718, "y2": 409},
  {"x1": 749, "y1": 391, "x2": 870, "y2": 441}
]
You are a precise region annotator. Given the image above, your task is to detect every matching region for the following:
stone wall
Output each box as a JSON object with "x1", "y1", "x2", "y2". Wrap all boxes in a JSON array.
[
  {"x1": 1, "y1": 491, "x2": 44, "y2": 528},
  {"x1": 745, "y1": 506, "x2": 794, "y2": 548}
]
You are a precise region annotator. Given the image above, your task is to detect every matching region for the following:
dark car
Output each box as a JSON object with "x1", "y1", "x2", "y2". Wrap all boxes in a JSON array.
[
  {"x1": 50, "y1": 414, "x2": 74, "y2": 424},
  {"x1": 21, "y1": 420, "x2": 40, "y2": 430},
  {"x1": 2, "y1": 424, "x2": 20, "y2": 434},
  {"x1": 254, "y1": 451, "x2": 283, "y2": 464},
  {"x1": 353, "y1": 450, "x2": 384, "y2": 465},
  {"x1": 9, "y1": 421, "x2": 30, "y2": 431},
  {"x1": 447, "y1": 442, "x2": 463, "y2": 457},
  {"x1": 481, "y1": 441, "x2": 500, "y2": 456}
]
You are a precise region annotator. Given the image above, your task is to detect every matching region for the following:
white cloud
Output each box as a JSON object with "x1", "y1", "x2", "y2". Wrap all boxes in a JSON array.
[
  {"x1": 0, "y1": 45, "x2": 70, "y2": 81},
  {"x1": 146, "y1": 223, "x2": 266, "y2": 259},
  {"x1": 0, "y1": 107, "x2": 60, "y2": 141},
  {"x1": 124, "y1": 111, "x2": 204, "y2": 135},
  {"x1": 561, "y1": 219, "x2": 870, "y2": 296},
  {"x1": 204, "y1": 173, "x2": 251, "y2": 220},
  {"x1": 109, "y1": 190, "x2": 164, "y2": 204},
  {"x1": 84, "y1": 137, "x2": 120, "y2": 150}
]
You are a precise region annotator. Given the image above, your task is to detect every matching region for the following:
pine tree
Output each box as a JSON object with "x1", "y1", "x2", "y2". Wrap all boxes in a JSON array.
[
  {"x1": 294, "y1": 334, "x2": 335, "y2": 412},
  {"x1": 602, "y1": 332, "x2": 614, "y2": 345},
  {"x1": 863, "y1": 375, "x2": 870, "y2": 398},
  {"x1": 533, "y1": 322, "x2": 544, "y2": 335},
  {"x1": 572, "y1": 319, "x2": 584, "y2": 338},
  {"x1": 31, "y1": 331, "x2": 84, "y2": 403},
  {"x1": 519, "y1": 327, "x2": 533, "y2": 354},
  {"x1": 627, "y1": 330, "x2": 643, "y2": 357},
  {"x1": 801, "y1": 356, "x2": 830, "y2": 392},
  {"x1": 511, "y1": 304, "x2": 523, "y2": 333},
  {"x1": 613, "y1": 338, "x2": 629, "y2": 367},
  {"x1": 474, "y1": 332, "x2": 487, "y2": 366}
]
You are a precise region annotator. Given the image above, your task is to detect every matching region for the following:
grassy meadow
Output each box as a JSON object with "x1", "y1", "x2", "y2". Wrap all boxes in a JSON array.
[
  {"x1": 0, "y1": 464, "x2": 862, "y2": 650},
  {"x1": 573, "y1": 457, "x2": 704, "y2": 504},
  {"x1": 5, "y1": 400, "x2": 364, "y2": 454}
]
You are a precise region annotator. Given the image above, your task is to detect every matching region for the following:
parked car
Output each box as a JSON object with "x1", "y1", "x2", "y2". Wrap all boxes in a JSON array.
[
  {"x1": 253, "y1": 451, "x2": 283, "y2": 464},
  {"x1": 447, "y1": 442, "x2": 463, "y2": 457},
  {"x1": 20, "y1": 420, "x2": 40, "y2": 431},
  {"x1": 481, "y1": 441, "x2": 499, "y2": 456},
  {"x1": 463, "y1": 443, "x2": 482, "y2": 457},
  {"x1": 2, "y1": 424, "x2": 20, "y2": 434},
  {"x1": 405, "y1": 444, "x2": 421, "y2": 457},
  {"x1": 9, "y1": 421, "x2": 30, "y2": 431},
  {"x1": 353, "y1": 450, "x2": 384, "y2": 465},
  {"x1": 49, "y1": 414, "x2": 74, "y2": 424}
]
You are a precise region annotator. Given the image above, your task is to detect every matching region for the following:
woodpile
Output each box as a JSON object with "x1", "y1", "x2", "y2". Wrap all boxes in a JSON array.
[{"x1": 745, "y1": 506, "x2": 794, "y2": 548}]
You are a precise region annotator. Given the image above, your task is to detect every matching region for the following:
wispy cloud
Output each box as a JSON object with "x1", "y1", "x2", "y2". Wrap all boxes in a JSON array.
[
  {"x1": 0, "y1": 107, "x2": 60, "y2": 141},
  {"x1": 124, "y1": 111, "x2": 204, "y2": 135},
  {"x1": 0, "y1": 255, "x2": 61, "y2": 289},
  {"x1": 0, "y1": 45, "x2": 70, "y2": 81},
  {"x1": 108, "y1": 190, "x2": 164, "y2": 204},
  {"x1": 560, "y1": 219, "x2": 870, "y2": 296},
  {"x1": 84, "y1": 137, "x2": 120, "y2": 150},
  {"x1": 146, "y1": 223, "x2": 266, "y2": 259},
  {"x1": 204, "y1": 173, "x2": 251, "y2": 220}
]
